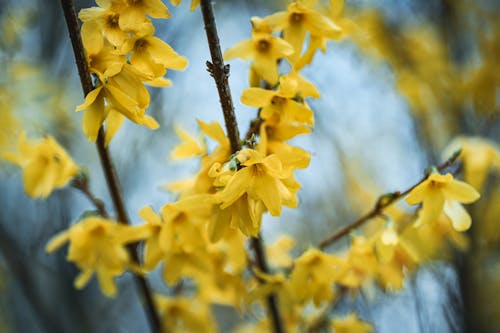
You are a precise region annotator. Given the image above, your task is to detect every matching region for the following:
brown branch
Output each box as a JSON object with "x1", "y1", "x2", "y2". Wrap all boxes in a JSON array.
[
  {"x1": 199, "y1": 1, "x2": 285, "y2": 332},
  {"x1": 200, "y1": 0, "x2": 241, "y2": 153},
  {"x1": 250, "y1": 235, "x2": 285, "y2": 333},
  {"x1": 59, "y1": 1, "x2": 161, "y2": 331},
  {"x1": 318, "y1": 150, "x2": 462, "y2": 250}
]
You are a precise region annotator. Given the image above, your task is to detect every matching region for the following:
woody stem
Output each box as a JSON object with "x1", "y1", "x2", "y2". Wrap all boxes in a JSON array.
[
  {"x1": 59, "y1": 1, "x2": 161, "y2": 332},
  {"x1": 199, "y1": 1, "x2": 285, "y2": 332}
]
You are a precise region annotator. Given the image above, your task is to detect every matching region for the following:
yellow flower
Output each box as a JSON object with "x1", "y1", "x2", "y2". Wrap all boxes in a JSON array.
[
  {"x1": 331, "y1": 313, "x2": 373, "y2": 333},
  {"x1": 218, "y1": 149, "x2": 293, "y2": 217},
  {"x1": 170, "y1": 125, "x2": 206, "y2": 159},
  {"x1": 155, "y1": 295, "x2": 217, "y2": 333},
  {"x1": 262, "y1": 1, "x2": 342, "y2": 63},
  {"x1": 121, "y1": 22, "x2": 188, "y2": 79},
  {"x1": 289, "y1": 248, "x2": 344, "y2": 306},
  {"x1": 79, "y1": 6, "x2": 128, "y2": 53},
  {"x1": 208, "y1": 193, "x2": 266, "y2": 241},
  {"x1": 112, "y1": 0, "x2": 171, "y2": 31},
  {"x1": 224, "y1": 32, "x2": 293, "y2": 85},
  {"x1": 443, "y1": 137, "x2": 500, "y2": 191},
  {"x1": 241, "y1": 75, "x2": 315, "y2": 126},
  {"x1": 76, "y1": 63, "x2": 158, "y2": 142},
  {"x1": 338, "y1": 237, "x2": 378, "y2": 288},
  {"x1": 266, "y1": 235, "x2": 296, "y2": 268},
  {"x1": 136, "y1": 202, "x2": 213, "y2": 285},
  {"x1": 45, "y1": 217, "x2": 149, "y2": 297},
  {"x1": 405, "y1": 172, "x2": 480, "y2": 231},
  {"x1": 2, "y1": 132, "x2": 79, "y2": 198}
]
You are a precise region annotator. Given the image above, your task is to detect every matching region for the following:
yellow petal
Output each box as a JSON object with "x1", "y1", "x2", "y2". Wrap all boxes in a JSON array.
[
  {"x1": 224, "y1": 39, "x2": 255, "y2": 61},
  {"x1": 147, "y1": 37, "x2": 188, "y2": 70},
  {"x1": 104, "y1": 109, "x2": 125, "y2": 146},
  {"x1": 82, "y1": 94, "x2": 106, "y2": 142},
  {"x1": 444, "y1": 200, "x2": 472, "y2": 231},
  {"x1": 76, "y1": 86, "x2": 104, "y2": 111},
  {"x1": 208, "y1": 205, "x2": 232, "y2": 242},
  {"x1": 96, "y1": 268, "x2": 117, "y2": 297},
  {"x1": 241, "y1": 88, "x2": 276, "y2": 107},
  {"x1": 146, "y1": 0, "x2": 171, "y2": 18},
  {"x1": 253, "y1": 174, "x2": 281, "y2": 216},
  {"x1": 442, "y1": 179, "x2": 480, "y2": 204},
  {"x1": 45, "y1": 230, "x2": 70, "y2": 253},
  {"x1": 74, "y1": 269, "x2": 94, "y2": 289},
  {"x1": 81, "y1": 20, "x2": 103, "y2": 55},
  {"x1": 418, "y1": 191, "x2": 445, "y2": 226}
]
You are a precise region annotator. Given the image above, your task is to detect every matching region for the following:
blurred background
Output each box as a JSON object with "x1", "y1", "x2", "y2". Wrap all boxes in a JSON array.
[{"x1": 0, "y1": 0, "x2": 498, "y2": 332}]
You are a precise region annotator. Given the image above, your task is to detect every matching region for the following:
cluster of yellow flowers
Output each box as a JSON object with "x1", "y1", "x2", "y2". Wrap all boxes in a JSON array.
[
  {"x1": 76, "y1": 0, "x2": 188, "y2": 143},
  {"x1": 3, "y1": 0, "x2": 499, "y2": 332}
]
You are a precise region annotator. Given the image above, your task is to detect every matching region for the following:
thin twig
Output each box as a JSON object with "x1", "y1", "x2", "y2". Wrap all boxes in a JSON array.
[
  {"x1": 318, "y1": 150, "x2": 462, "y2": 250},
  {"x1": 199, "y1": 1, "x2": 285, "y2": 332},
  {"x1": 59, "y1": 1, "x2": 161, "y2": 331},
  {"x1": 71, "y1": 173, "x2": 108, "y2": 218}
]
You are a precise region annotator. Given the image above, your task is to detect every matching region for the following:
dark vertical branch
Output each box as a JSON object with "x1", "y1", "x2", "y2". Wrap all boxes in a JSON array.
[
  {"x1": 59, "y1": 1, "x2": 161, "y2": 332},
  {"x1": 250, "y1": 235, "x2": 285, "y2": 333},
  {"x1": 199, "y1": 0, "x2": 241, "y2": 153},
  {"x1": 199, "y1": 1, "x2": 285, "y2": 332}
]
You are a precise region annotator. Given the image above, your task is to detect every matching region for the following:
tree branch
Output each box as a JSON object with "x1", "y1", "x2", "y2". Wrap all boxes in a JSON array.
[
  {"x1": 59, "y1": 1, "x2": 161, "y2": 331},
  {"x1": 199, "y1": 1, "x2": 285, "y2": 332},
  {"x1": 318, "y1": 150, "x2": 462, "y2": 250},
  {"x1": 71, "y1": 173, "x2": 108, "y2": 218},
  {"x1": 200, "y1": 0, "x2": 241, "y2": 153}
]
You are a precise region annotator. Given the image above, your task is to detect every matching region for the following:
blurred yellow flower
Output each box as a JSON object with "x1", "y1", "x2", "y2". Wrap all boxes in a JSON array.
[
  {"x1": 290, "y1": 248, "x2": 344, "y2": 306},
  {"x1": 45, "y1": 217, "x2": 149, "y2": 297},
  {"x1": 2, "y1": 132, "x2": 79, "y2": 198},
  {"x1": 224, "y1": 32, "x2": 293, "y2": 85},
  {"x1": 155, "y1": 295, "x2": 217, "y2": 333},
  {"x1": 406, "y1": 173, "x2": 480, "y2": 231},
  {"x1": 262, "y1": 1, "x2": 342, "y2": 63}
]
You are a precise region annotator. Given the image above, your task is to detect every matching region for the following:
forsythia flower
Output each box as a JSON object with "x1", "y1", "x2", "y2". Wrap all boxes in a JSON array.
[
  {"x1": 262, "y1": 0, "x2": 342, "y2": 63},
  {"x1": 76, "y1": 62, "x2": 159, "y2": 142},
  {"x1": 289, "y1": 248, "x2": 344, "y2": 305},
  {"x1": 170, "y1": 126, "x2": 206, "y2": 159},
  {"x1": 266, "y1": 235, "x2": 296, "y2": 268},
  {"x1": 2, "y1": 132, "x2": 79, "y2": 198},
  {"x1": 405, "y1": 172, "x2": 480, "y2": 231},
  {"x1": 224, "y1": 32, "x2": 294, "y2": 85},
  {"x1": 156, "y1": 295, "x2": 217, "y2": 333},
  {"x1": 219, "y1": 149, "x2": 294, "y2": 216},
  {"x1": 443, "y1": 137, "x2": 500, "y2": 191},
  {"x1": 241, "y1": 75, "x2": 315, "y2": 126},
  {"x1": 45, "y1": 217, "x2": 149, "y2": 297},
  {"x1": 121, "y1": 22, "x2": 188, "y2": 79}
]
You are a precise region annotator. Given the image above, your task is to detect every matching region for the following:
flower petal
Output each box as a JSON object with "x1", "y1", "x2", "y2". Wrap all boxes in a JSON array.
[{"x1": 444, "y1": 200, "x2": 472, "y2": 231}]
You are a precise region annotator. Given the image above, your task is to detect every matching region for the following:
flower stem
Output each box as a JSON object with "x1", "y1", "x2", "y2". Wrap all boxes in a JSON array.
[
  {"x1": 59, "y1": 1, "x2": 161, "y2": 331},
  {"x1": 199, "y1": 1, "x2": 285, "y2": 332},
  {"x1": 318, "y1": 150, "x2": 462, "y2": 250}
]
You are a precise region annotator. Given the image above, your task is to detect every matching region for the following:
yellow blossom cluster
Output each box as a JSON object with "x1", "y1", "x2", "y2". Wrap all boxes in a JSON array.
[
  {"x1": 35, "y1": 0, "x2": 495, "y2": 332},
  {"x1": 76, "y1": 0, "x2": 188, "y2": 143}
]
